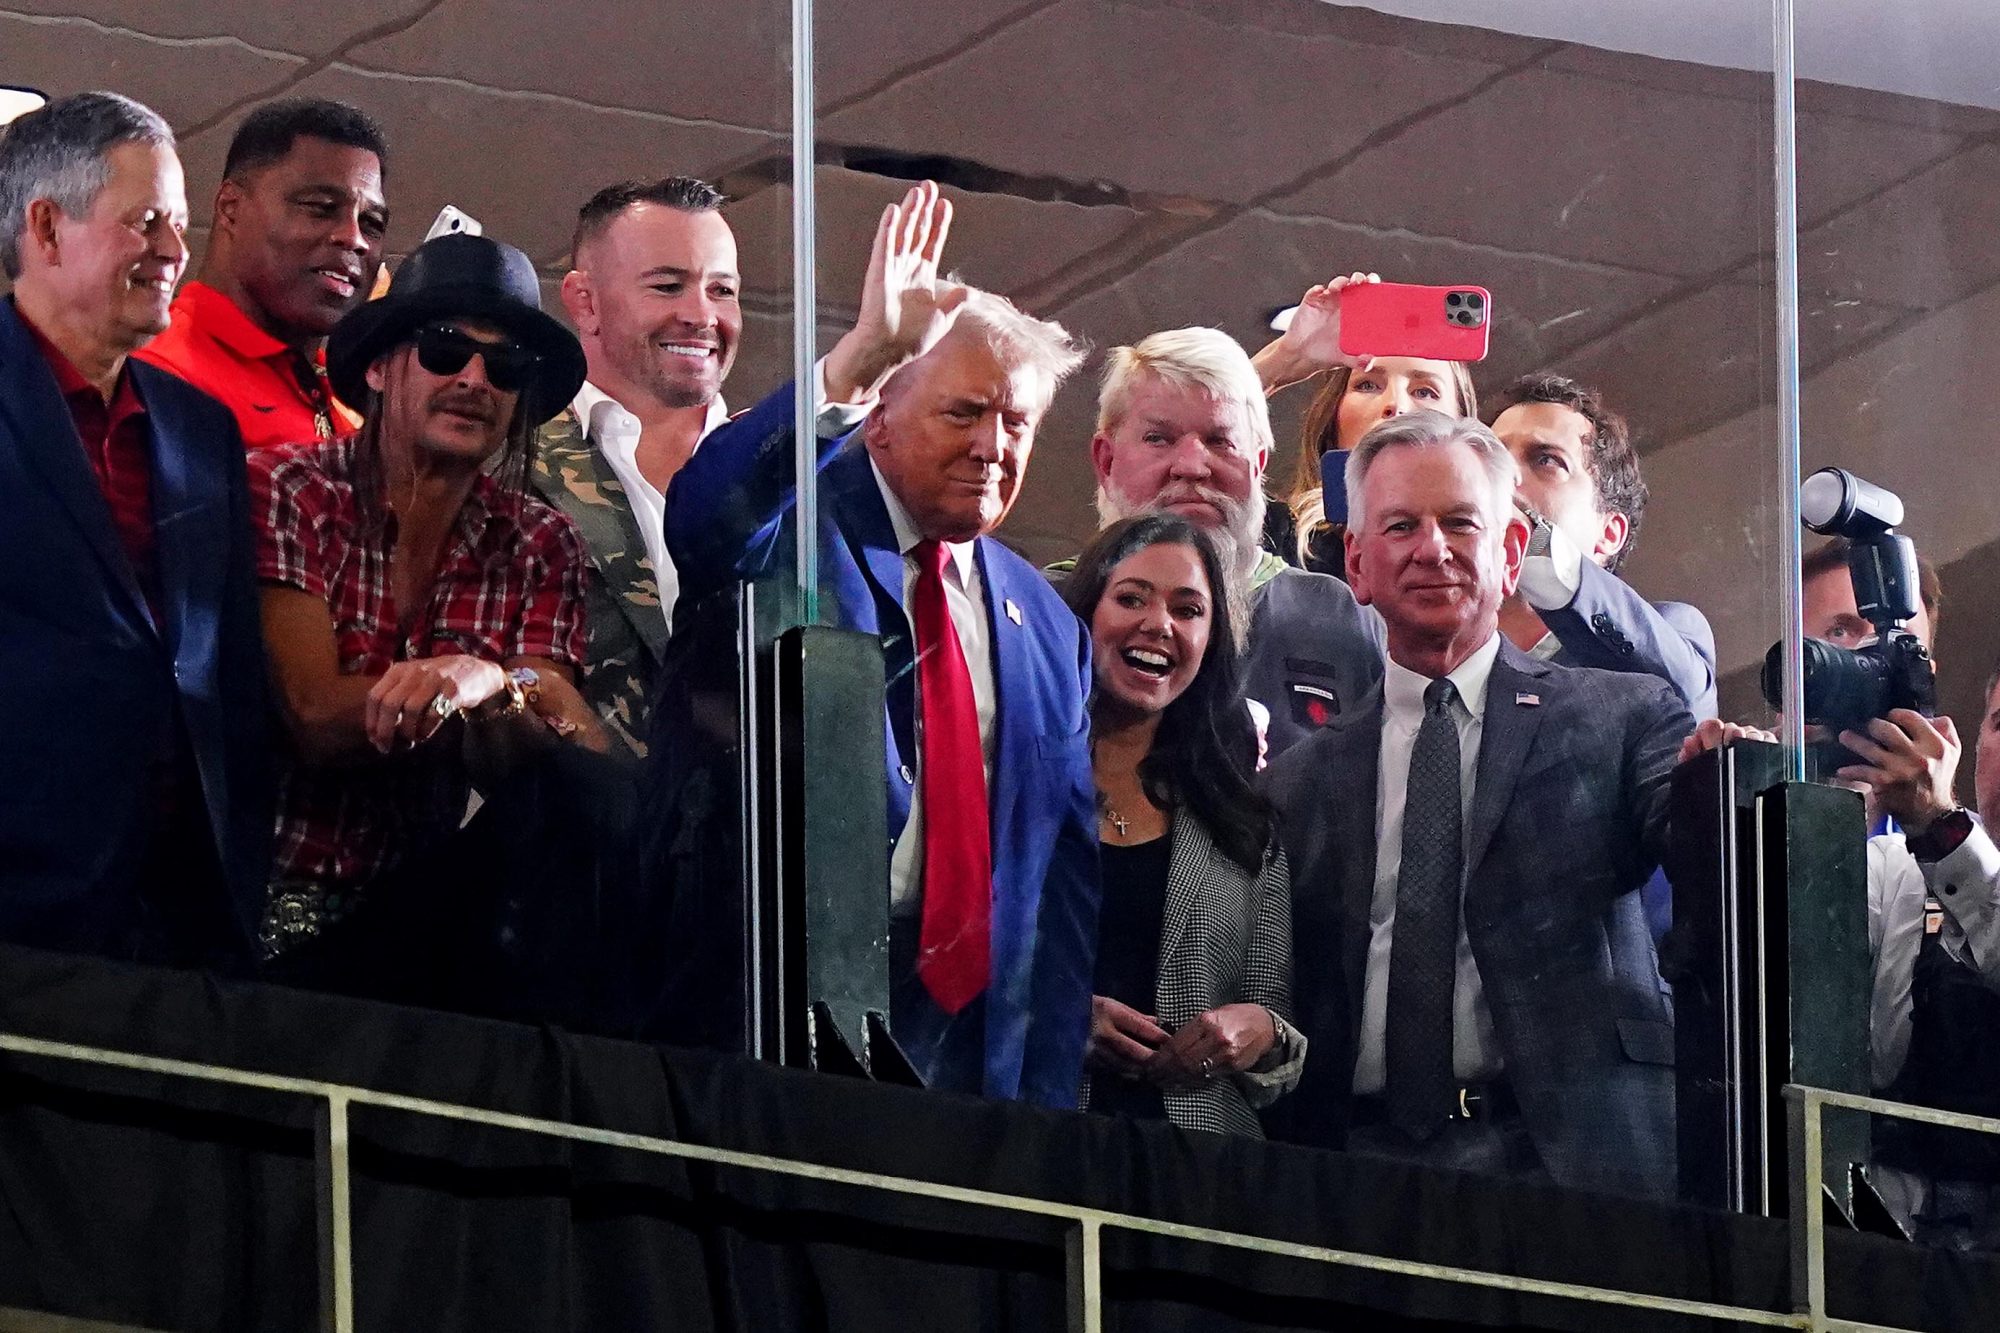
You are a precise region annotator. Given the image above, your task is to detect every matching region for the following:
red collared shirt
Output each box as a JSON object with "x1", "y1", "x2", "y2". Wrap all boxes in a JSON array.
[
  {"x1": 247, "y1": 437, "x2": 590, "y2": 893},
  {"x1": 137, "y1": 280, "x2": 360, "y2": 450},
  {"x1": 21, "y1": 313, "x2": 159, "y2": 611}
]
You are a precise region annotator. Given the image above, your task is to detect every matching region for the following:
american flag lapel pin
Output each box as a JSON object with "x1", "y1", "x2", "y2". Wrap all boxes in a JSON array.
[
  {"x1": 1515, "y1": 691, "x2": 1541, "y2": 707},
  {"x1": 1005, "y1": 598, "x2": 1023, "y2": 626}
]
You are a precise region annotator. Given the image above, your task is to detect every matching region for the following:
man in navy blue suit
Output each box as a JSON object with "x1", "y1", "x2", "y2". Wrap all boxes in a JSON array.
[
  {"x1": 1490, "y1": 373, "x2": 1716, "y2": 721},
  {"x1": 0, "y1": 92, "x2": 269, "y2": 968},
  {"x1": 659, "y1": 182, "x2": 1099, "y2": 1106}
]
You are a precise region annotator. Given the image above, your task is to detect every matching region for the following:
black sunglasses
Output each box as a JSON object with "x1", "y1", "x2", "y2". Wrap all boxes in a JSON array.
[{"x1": 412, "y1": 323, "x2": 539, "y2": 394}]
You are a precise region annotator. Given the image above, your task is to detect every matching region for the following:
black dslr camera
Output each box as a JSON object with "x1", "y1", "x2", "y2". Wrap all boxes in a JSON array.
[{"x1": 1760, "y1": 469, "x2": 1935, "y2": 767}]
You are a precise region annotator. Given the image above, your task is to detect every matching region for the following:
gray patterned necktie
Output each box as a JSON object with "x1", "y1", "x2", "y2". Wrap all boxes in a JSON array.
[{"x1": 1386, "y1": 676, "x2": 1462, "y2": 1139}]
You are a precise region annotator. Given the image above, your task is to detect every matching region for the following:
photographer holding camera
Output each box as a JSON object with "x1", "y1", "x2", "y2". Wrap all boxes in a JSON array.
[
  {"x1": 1851, "y1": 671, "x2": 2000, "y2": 1249},
  {"x1": 1714, "y1": 467, "x2": 2000, "y2": 1247}
]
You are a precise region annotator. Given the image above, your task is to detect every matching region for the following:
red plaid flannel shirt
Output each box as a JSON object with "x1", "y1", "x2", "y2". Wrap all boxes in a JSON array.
[{"x1": 248, "y1": 437, "x2": 589, "y2": 892}]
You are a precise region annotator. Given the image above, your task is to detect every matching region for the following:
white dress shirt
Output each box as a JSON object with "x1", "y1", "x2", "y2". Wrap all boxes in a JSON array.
[
  {"x1": 1866, "y1": 824, "x2": 2000, "y2": 1088},
  {"x1": 570, "y1": 381, "x2": 727, "y2": 629},
  {"x1": 1353, "y1": 633, "x2": 1507, "y2": 1095},
  {"x1": 871, "y1": 458, "x2": 997, "y2": 917},
  {"x1": 572, "y1": 359, "x2": 869, "y2": 628}
]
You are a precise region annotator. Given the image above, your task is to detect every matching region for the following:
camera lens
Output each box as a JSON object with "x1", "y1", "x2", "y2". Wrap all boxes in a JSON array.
[
  {"x1": 1445, "y1": 292, "x2": 1463, "y2": 308},
  {"x1": 1761, "y1": 637, "x2": 1890, "y2": 729},
  {"x1": 1465, "y1": 291, "x2": 1485, "y2": 308}
]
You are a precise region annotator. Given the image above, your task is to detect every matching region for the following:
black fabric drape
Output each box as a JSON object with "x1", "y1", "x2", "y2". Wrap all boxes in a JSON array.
[{"x1": 0, "y1": 943, "x2": 1992, "y2": 1332}]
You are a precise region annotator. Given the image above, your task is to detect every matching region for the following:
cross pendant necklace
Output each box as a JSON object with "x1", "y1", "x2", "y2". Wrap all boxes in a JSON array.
[{"x1": 1099, "y1": 801, "x2": 1129, "y2": 838}]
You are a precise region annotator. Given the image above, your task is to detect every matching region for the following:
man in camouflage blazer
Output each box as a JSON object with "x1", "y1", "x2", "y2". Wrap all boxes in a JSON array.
[
  {"x1": 530, "y1": 409, "x2": 668, "y2": 756},
  {"x1": 536, "y1": 175, "x2": 743, "y2": 756}
]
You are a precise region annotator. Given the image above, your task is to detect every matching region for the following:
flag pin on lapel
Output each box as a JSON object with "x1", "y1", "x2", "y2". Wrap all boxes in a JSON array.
[
  {"x1": 1005, "y1": 599, "x2": 1023, "y2": 626},
  {"x1": 1515, "y1": 691, "x2": 1541, "y2": 707}
]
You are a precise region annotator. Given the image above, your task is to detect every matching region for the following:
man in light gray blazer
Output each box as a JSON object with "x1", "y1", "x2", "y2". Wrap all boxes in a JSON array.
[{"x1": 1262, "y1": 410, "x2": 1695, "y2": 1201}]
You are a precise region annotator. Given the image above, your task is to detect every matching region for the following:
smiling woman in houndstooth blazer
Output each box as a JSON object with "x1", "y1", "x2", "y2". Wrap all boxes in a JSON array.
[{"x1": 1064, "y1": 513, "x2": 1306, "y2": 1136}]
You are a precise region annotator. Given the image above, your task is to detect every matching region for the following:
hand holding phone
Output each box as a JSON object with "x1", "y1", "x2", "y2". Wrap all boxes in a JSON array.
[
  {"x1": 1338, "y1": 281, "x2": 1491, "y2": 363},
  {"x1": 1269, "y1": 271, "x2": 1378, "y2": 378}
]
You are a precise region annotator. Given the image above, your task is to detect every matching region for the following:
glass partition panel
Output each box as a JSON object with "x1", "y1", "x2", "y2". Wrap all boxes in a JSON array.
[
  {"x1": 1791, "y1": 2, "x2": 1997, "y2": 766},
  {"x1": 814, "y1": 0, "x2": 1789, "y2": 1195},
  {"x1": 0, "y1": 3, "x2": 805, "y2": 1042},
  {"x1": 1793, "y1": 0, "x2": 2000, "y2": 1247}
]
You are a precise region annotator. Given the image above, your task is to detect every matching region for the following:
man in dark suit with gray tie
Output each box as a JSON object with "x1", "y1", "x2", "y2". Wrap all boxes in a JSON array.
[{"x1": 1263, "y1": 409, "x2": 1695, "y2": 1200}]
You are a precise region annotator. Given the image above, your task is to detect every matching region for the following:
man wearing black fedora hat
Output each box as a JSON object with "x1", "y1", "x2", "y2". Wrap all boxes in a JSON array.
[{"x1": 247, "y1": 231, "x2": 614, "y2": 989}]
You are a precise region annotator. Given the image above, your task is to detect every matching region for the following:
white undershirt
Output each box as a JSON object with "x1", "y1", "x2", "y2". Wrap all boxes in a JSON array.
[
  {"x1": 873, "y1": 458, "x2": 997, "y2": 917},
  {"x1": 1353, "y1": 633, "x2": 1506, "y2": 1094},
  {"x1": 569, "y1": 381, "x2": 728, "y2": 628},
  {"x1": 573, "y1": 359, "x2": 866, "y2": 628}
]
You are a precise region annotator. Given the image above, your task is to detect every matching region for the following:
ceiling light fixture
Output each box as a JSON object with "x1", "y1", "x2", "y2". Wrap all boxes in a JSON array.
[{"x1": 0, "y1": 86, "x2": 48, "y2": 128}]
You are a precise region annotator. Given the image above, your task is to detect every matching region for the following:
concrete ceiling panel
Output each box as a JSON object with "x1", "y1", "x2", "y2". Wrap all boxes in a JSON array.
[
  {"x1": 1, "y1": 0, "x2": 416, "y2": 56},
  {"x1": 1049, "y1": 209, "x2": 1678, "y2": 419},
  {"x1": 212, "y1": 64, "x2": 778, "y2": 261},
  {"x1": 0, "y1": 14, "x2": 305, "y2": 128},
  {"x1": 723, "y1": 169, "x2": 1147, "y2": 309},
  {"x1": 342, "y1": 0, "x2": 1039, "y2": 130},
  {"x1": 1796, "y1": 143, "x2": 2000, "y2": 311},
  {"x1": 345, "y1": 0, "x2": 794, "y2": 130},
  {"x1": 821, "y1": 0, "x2": 1508, "y2": 207},
  {"x1": 1277, "y1": 65, "x2": 1772, "y2": 278}
]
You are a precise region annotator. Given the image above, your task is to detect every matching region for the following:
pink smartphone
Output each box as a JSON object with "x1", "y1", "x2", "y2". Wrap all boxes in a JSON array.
[{"x1": 1339, "y1": 282, "x2": 1492, "y2": 362}]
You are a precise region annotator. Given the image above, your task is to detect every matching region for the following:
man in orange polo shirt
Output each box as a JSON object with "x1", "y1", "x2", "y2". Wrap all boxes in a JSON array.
[{"x1": 139, "y1": 99, "x2": 388, "y2": 448}]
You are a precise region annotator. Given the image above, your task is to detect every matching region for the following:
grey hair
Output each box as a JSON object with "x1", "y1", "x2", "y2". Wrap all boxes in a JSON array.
[
  {"x1": 883, "y1": 283, "x2": 1086, "y2": 408},
  {"x1": 1096, "y1": 472, "x2": 1264, "y2": 600},
  {"x1": 1095, "y1": 326, "x2": 1273, "y2": 458},
  {"x1": 1343, "y1": 409, "x2": 1519, "y2": 535},
  {"x1": 0, "y1": 91, "x2": 175, "y2": 280}
]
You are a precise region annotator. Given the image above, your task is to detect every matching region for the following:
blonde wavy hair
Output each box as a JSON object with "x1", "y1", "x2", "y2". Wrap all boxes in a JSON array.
[{"x1": 1280, "y1": 360, "x2": 1478, "y2": 564}]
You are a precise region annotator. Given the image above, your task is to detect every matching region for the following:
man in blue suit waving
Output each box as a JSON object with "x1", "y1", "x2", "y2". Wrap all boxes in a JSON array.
[
  {"x1": 0, "y1": 93, "x2": 268, "y2": 968},
  {"x1": 661, "y1": 182, "x2": 1098, "y2": 1106}
]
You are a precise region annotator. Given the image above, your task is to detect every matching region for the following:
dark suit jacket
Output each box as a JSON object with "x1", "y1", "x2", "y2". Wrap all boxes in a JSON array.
[
  {"x1": 1263, "y1": 637, "x2": 1693, "y2": 1199},
  {"x1": 1539, "y1": 560, "x2": 1717, "y2": 722},
  {"x1": 1538, "y1": 564, "x2": 1716, "y2": 944},
  {"x1": 661, "y1": 383, "x2": 1101, "y2": 1107},
  {"x1": 0, "y1": 298, "x2": 269, "y2": 963},
  {"x1": 1243, "y1": 565, "x2": 1385, "y2": 759}
]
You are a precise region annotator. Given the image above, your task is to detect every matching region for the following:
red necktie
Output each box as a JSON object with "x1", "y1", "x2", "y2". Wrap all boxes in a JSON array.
[{"x1": 911, "y1": 538, "x2": 992, "y2": 1013}]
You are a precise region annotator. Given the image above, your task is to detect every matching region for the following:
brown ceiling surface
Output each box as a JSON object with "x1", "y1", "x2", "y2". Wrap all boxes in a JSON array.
[{"x1": 8, "y1": 0, "x2": 1997, "y2": 713}]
